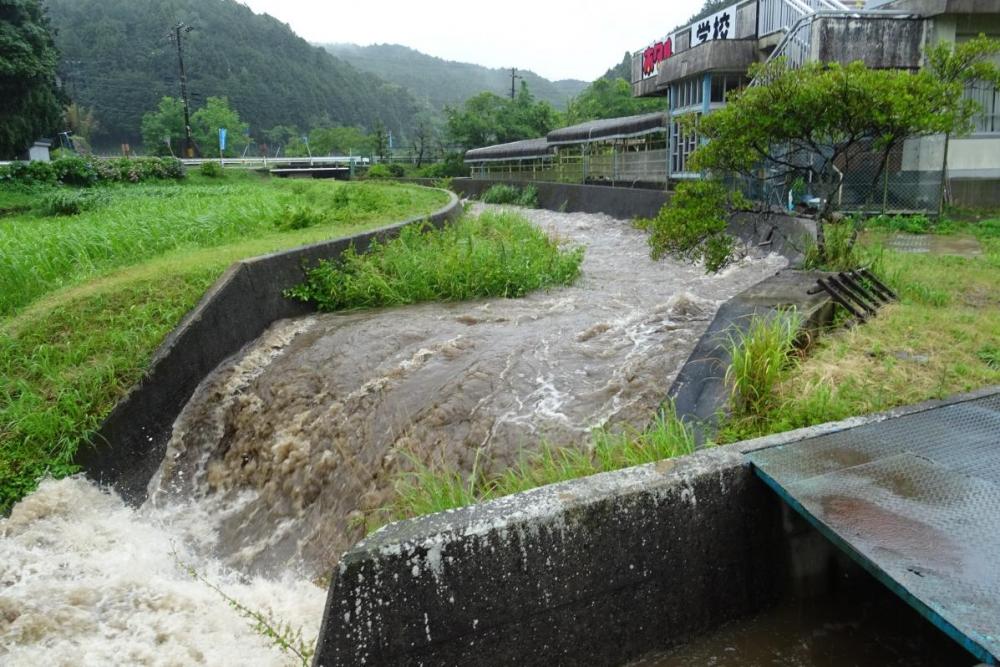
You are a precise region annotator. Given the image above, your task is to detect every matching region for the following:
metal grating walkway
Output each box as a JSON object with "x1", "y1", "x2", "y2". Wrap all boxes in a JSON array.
[{"x1": 748, "y1": 392, "x2": 1000, "y2": 665}]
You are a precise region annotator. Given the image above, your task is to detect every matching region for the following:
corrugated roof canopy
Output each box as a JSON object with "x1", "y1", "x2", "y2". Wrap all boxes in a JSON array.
[
  {"x1": 546, "y1": 112, "x2": 668, "y2": 145},
  {"x1": 464, "y1": 138, "x2": 552, "y2": 163}
]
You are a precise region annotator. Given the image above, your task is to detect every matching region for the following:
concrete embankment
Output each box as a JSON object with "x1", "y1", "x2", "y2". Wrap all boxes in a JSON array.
[{"x1": 76, "y1": 190, "x2": 462, "y2": 503}]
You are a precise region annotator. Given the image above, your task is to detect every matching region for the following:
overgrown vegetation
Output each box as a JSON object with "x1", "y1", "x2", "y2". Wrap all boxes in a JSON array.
[
  {"x1": 636, "y1": 180, "x2": 741, "y2": 273},
  {"x1": 480, "y1": 183, "x2": 539, "y2": 207},
  {"x1": 379, "y1": 404, "x2": 695, "y2": 525},
  {"x1": 724, "y1": 309, "x2": 805, "y2": 418},
  {"x1": 718, "y1": 219, "x2": 1000, "y2": 442},
  {"x1": 0, "y1": 174, "x2": 447, "y2": 513},
  {"x1": 288, "y1": 210, "x2": 583, "y2": 311}
]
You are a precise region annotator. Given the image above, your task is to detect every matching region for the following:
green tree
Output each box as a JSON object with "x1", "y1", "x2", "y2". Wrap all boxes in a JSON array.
[
  {"x1": 191, "y1": 96, "x2": 248, "y2": 157},
  {"x1": 566, "y1": 78, "x2": 662, "y2": 124},
  {"x1": 0, "y1": 0, "x2": 64, "y2": 158},
  {"x1": 690, "y1": 58, "x2": 990, "y2": 263},
  {"x1": 446, "y1": 83, "x2": 559, "y2": 150},
  {"x1": 309, "y1": 125, "x2": 372, "y2": 156},
  {"x1": 64, "y1": 102, "x2": 99, "y2": 142},
  {"x1": 140, "y1": 96, "x2": 185, "y2": 156},
  {"x1": 925, "y1": 35, "x2": 1000, "y2": 210}
]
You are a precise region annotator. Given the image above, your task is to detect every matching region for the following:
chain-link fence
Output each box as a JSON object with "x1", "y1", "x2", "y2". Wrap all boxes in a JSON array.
[{"x1": 732, "y1": 138, "x2": 946, "y2": 215}]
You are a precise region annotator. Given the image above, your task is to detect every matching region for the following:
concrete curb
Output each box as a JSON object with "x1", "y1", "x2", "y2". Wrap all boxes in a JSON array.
[{"x1": 76, "y1": 189, "x2": 462, "y2": 503}]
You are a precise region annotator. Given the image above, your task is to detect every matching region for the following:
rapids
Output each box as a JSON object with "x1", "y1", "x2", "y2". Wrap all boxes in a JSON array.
[
  {"x1": 1, "y1": 204, "x2": 785, "y2": 663},
  {"x1": 149, "y1": 204, "x2": 786, "y2": 576}
]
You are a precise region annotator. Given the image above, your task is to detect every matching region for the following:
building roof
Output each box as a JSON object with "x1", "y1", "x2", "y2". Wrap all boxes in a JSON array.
[
  {"x1": 464, "y1": 138, "x2": 552, "y2": 163},
  {"x1": 546, "y1": 112, "x2": 668, "y2": 145}
]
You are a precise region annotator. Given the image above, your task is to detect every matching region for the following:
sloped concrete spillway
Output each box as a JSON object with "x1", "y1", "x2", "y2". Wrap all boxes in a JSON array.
[
  {"x1": 1, "y1": 204, "x2": 785, "y2": 663},
  {"x1": 149, "y1": 204, "x2": 786, "y2": 578}
]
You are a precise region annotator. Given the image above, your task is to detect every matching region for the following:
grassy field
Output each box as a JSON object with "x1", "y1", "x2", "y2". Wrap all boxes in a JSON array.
[
  {"x1": 0, "y1": 172, "x2": 448, "y2": 512},
  {"x1": 719, "y1": 216, "x2": 1000, "y2": 442}
]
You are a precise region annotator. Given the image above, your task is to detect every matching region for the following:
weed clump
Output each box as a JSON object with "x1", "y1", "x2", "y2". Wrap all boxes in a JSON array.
[
  {"x1": 199, "y1": 161, "x2": 224, "y2": 178},
  {"x1": 288, "y1": 211, "x2": 584, "y2": 311},
  {"x1": 724, "y1": 309, "x2": 804, "y2": 418},
  {"x1": 379, "y1": 403, "x2": 695, "y2": 525},
  {"x1": 481, "y1": 183, "x2": 538, "y2": 208}
]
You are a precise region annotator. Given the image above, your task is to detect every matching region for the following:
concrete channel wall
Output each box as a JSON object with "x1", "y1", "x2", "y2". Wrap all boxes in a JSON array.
[
  {"x1": 76, "y1": 190, "x2": 462, "y2": 503},
  {"x1": 451, "y1": 178, "x2": 672, "y2": 220},
  {"x1": 314, "y1": 446, "x2": 787, "y2": 666}
]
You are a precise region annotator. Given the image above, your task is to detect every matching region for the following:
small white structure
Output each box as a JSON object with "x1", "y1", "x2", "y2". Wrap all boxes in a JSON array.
[{"x1": 27, "y1": 140, "x2": 52, "y2": 162}]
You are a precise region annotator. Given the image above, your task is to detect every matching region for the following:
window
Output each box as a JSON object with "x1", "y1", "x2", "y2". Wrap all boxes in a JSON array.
[
  {"x1": 710, "y1": 73, "x2": 750, "y2": 103},
  {"x1": 670, "y1": 114, "x2": 701, "y2": 174},
  {"x1": 965, "y1": 82, "x2": 999, "y2": 134},
  {"x1": 671, "y1": 77, "x2": 704, "y2": 111}
]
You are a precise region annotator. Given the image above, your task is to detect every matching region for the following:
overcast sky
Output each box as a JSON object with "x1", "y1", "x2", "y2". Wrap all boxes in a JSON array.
[{"x1": 238, "y1": 0, "x2": 705, "y2": 82}]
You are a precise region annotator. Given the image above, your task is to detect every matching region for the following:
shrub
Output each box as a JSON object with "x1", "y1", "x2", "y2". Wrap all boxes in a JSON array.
[
  {"x1": 417, "y1": 153, "x2": 470, "y2": 178},
  {"x1": 367, "y1": 164, "x2": 392, "y2": 179},
  {"x1": 724, "y1": 309, "x2": 804, "y2": 418},
  {"x1": 51, "y1": 156, "x2": 98, "y2": 186},
  {"x1": 199, "y1": 161, "x2": 224, "y2": 178},
  {"x1": 288, "y1": 210, "x2": 584, "y2": 311},
  {"x1": 637, "y1": 179, "x2": 741, "y2": 273},
  {"x1": 387, "y1": 164, "x2": 406, "y2": 178},
  {"x1": 481, "y1": 183, "x2": 538, "y2": 207},
  {"x1": 0, "y1": 157, "x2": 184, "y2": 187}
]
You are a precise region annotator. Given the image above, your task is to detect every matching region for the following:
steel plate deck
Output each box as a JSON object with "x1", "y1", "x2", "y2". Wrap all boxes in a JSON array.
[{"x1": 748, "y1": 394, "x2": 1000, "y2": 665}]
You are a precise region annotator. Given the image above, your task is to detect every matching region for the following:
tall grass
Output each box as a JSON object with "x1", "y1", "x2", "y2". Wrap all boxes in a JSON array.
[
  {"x1": 480, "y1": 183, "x2": 539, "y2": 207},
  {"x1": 0, "y1": 177, "x2": 448, "y2": 513},
  {"x1": 379, "y1": 404, "x2": 696, "y2": 525},
  {"x1": 0, "y1": 177, "x2": 446, "y2": 316},
  {"x1": 288, "y1": 210, "x2": 584, "y2": 310},
  {"x1": 724, "y1": 309, "x2": 805, "y2": 418}
]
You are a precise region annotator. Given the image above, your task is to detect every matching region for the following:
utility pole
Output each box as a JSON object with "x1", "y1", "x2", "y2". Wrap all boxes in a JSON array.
[
  {"x1": 172, "y1": 23, "x2": 198, "y2": 158},
  {"x1": 510, "y1": 67, "x2": 522, "y2": 100}
]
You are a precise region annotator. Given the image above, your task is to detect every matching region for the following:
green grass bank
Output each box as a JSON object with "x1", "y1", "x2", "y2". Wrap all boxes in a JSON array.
[{"x1": 0, "y1": 172, "x2": 448, "y2": 512}]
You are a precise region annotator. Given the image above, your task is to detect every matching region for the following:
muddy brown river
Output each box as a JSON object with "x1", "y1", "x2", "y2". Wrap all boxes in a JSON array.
[{"x1": 147, "y1": 204, "x2": 787, "y2": 577}]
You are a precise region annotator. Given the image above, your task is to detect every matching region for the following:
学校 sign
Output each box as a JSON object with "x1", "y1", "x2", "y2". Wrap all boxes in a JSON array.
[{"x1": 691, "y1": 3, "x2": 737, "y2": 47}]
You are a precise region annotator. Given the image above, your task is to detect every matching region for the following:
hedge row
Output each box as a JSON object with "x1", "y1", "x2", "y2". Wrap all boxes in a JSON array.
[{"x1": 0, "y1": 156, "x2": 186, "y2": 187}]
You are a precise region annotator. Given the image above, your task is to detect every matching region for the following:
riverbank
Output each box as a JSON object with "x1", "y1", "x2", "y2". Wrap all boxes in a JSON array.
[{"x1": 0, "y1": 173, "x2": 449, "y2": 513}]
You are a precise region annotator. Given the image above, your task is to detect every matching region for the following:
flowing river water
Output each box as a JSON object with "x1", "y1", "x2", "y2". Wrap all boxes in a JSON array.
[{"x1": 1, "y1": 205, "x2": 787, "y2": 664}]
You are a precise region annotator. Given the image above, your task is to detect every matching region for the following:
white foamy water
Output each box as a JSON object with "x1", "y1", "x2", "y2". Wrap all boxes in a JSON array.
[{"x1": 0, "y1": 477, "x2": 325, "y2": 666}]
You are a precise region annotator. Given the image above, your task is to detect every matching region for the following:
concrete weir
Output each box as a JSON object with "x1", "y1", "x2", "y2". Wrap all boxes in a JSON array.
[
  {"x1": 314, "y1": 445, "x2": 786, "y2": 666},
  {"x1": 314, "y1": 389, "x2": 1000, "y2": 666}
]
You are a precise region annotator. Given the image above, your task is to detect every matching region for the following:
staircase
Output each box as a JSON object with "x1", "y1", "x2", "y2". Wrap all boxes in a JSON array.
[{"x1": 758, "y1": 0, "x2": 853, "y2": 69}]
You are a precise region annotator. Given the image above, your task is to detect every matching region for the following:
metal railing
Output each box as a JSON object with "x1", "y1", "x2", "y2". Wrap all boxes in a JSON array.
[
  {"x1": 470, "y1": 146, "x2": 669, "y2": 186},
  {"x1": 759, "y1": 0, "x2": 848, "y2": 38}
]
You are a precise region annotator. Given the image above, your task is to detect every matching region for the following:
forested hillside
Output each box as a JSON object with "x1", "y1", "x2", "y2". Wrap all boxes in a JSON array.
[
  {"x1": 44, "y1": 0, "x2": 422, "y2": 149},
  {"x1": 323, "y1": 43, "x2": 587, "y2": 112}
]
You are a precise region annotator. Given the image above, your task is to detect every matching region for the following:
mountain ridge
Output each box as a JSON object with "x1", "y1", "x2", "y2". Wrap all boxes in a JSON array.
[{"x1": 321, "y1": 43, "x2": 588, "y2": 111}]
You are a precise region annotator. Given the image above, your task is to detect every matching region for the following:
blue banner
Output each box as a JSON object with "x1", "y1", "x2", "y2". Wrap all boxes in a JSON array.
[{"x1": 219, "y1": 128, "x2": 227, "y2": 151}]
